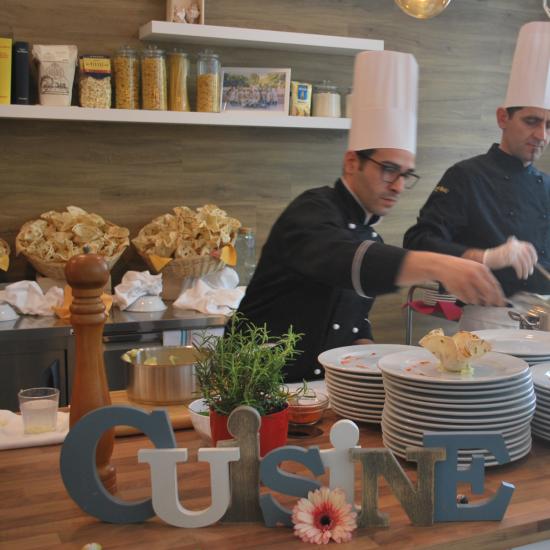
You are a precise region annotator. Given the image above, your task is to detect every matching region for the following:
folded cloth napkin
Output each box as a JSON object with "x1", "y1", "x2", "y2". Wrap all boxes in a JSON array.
[
  {"x1": 114, "y1": 270, "x2": 163, "y2": 310},
  {"x1": 0, "y1": 409, "x2": 69, "y2": 450},
  {"x1": 0, "y1": 281, "x2": 63, "y2": 316},
  {"x1": 173, "y1": 267, "x2": 245, "y2": 315},
  {"x1": 54, "y1": 285, "x2": 113, "y2": 319},
  {"x1": 406, "y1": 300, "x2": 463, "y2": 322}
]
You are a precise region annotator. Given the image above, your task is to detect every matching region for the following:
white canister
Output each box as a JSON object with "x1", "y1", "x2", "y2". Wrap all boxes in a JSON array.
[{"x1": 312, "y1": 81, "x2": 341, "y2": 118}]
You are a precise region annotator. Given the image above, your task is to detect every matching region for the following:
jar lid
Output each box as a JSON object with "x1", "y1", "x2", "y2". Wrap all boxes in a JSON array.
[
  {"x1": 313, "y1": 80, "x2": 338, "y2": 93},
  {"x1": 142, "y1": 44, "x2": 165, "y2": 57},
  {"x1": 168, "y1": 48, "x2": 188, "y2": 57},
  {"x1": 198, "y1": 48, "x2": 219, "y2": 59},
  {"x1": 238, "y1": 227, "x2": 254, "y2": 235},
  {"x1": 116, "y1": 45, "x2": 138, "y2": 57}
]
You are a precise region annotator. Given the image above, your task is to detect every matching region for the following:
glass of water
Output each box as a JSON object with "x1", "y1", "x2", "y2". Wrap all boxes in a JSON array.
[{"x1": 18, "y1": 387, "x2": 60, "y2": 434}]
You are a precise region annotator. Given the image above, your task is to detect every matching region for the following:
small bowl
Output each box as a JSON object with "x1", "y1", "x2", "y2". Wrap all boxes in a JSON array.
[
  {"x1": 287, "y1": 391, "x2": 330, "y2": 426},
  {"x1": 0, "y1": 302, "x2": 19, "y2": 322},
  {"x1": 127, "y1": 295, "x2": 167, "y2": 312},
  {"x1": 188, "y1": 398, "x2": 212, "y2": 443}
]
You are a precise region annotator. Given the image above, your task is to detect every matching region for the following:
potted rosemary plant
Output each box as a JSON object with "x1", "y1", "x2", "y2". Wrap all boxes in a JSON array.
[{"x1": 194, "y1": 314, "x2": 300, "y2": 456}]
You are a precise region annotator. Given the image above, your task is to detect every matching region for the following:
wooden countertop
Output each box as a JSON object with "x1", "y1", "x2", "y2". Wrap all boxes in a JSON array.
[{"x1": 2, "y1": 411, "x2": 550, "y2": 549}]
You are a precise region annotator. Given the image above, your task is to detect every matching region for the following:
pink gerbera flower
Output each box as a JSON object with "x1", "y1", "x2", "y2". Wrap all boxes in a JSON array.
[{"x1": 292, "y1": 487, "x2": 357, "y2": 544}]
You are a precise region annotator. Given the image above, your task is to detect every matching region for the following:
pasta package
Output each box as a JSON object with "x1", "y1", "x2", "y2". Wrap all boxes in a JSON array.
[
  {"x1": 290, "y1": 81, "x2": 312, "y2": 116},
  {"x1": 419, "y1": 328, "x2": 491, "y2": 372}
]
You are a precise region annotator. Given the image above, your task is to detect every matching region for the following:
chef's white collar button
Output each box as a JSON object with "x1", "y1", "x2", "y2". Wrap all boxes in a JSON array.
[
  {"x1": 332, "y1": 323, "x2": 340, "y2": 330},
  {"x1": 348, "y1": 223, "x2": 357, "y2": 229},
  {"x1": 313, "y1": 368, "x2": 321, "y2": 375},
  {"x1": 352, "y1": 327, "x2": 359, "y2": 333}
]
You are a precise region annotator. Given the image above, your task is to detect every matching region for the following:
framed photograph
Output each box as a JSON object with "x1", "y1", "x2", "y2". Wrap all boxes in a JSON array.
[{"x1": 220, "y1": 67, "x2": 291, "y2": 115}]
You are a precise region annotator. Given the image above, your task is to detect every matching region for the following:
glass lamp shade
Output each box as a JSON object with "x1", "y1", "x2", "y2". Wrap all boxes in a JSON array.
[{"x1": 395, "y1": 0, "x2": 452, "y2": 19}]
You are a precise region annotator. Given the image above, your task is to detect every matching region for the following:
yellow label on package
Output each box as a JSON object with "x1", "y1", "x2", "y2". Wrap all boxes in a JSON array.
[
  {"x1": 79, "y1": 55, "x2": 111, "y2": 74},
  {"x1": 0, "y1": 37, "x2": 12, "y2": 104},
  {"x1": 290, "y1": 81, "x2": 312, "y2": 117}
]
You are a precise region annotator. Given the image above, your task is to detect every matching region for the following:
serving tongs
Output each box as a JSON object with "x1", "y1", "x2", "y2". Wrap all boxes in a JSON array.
[{"x1": 508, "y1": 289, "x2": 550, "y2": 331}]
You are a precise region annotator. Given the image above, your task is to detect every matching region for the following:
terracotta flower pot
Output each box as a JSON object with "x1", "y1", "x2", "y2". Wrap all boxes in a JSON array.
[{"x1": 209, "y1": 404, "x2": 289, "y2": 457}]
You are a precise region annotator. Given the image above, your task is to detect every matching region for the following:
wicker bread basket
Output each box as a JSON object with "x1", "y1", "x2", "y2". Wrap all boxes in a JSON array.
[
  {"x1": 137, "y1": 248, "x2": 224, "y2": 279},
  {"x1": 16, "y1": 220, "x2": 128, "y2": 279}
]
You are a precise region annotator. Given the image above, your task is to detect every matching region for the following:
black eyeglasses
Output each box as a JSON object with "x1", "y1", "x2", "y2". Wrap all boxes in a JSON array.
[{"x1": 357, "y1": 154, "x2": 421, "y2": 189}]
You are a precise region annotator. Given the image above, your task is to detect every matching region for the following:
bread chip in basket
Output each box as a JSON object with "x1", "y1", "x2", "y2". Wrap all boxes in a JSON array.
[
  {"x1": 0, "y1": 238, "x2": 10, "y2": 272},
  {"x1": 16, "y1": 206, "x2": 129, "y2": 278},
  {"x1": 133, "y1": 204, "x2": 241, "y2": 275}
]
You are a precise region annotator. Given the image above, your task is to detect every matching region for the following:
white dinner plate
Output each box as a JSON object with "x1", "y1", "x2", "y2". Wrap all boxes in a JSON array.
[
  {"x1": 473, "y1": 329, "x2": 550, "y2": 356},
  {"x1": 325, "y1": 383, "x2": 385, "y2": 401},
  {"x1": 381, "y1": 374, "x2": 533, "y2": 399},
  {"x1": 329, "y1": 393, "x2": 384, "y2": 413},
  {"x1": 384, "y1": 386, "x2": 535, "y2": 413},
  {"x1": 324, "y1": 369, "x2": 384, "y2": 387},
  {"x1": 531, "y1": 363, "x2": 550, "y2": 390},
  {"x1": 378, "y1": 350, "x2": 529, "y2": 384},
  {"x1": 318, "y1": 344, "x2": 419, "y2": 375}
]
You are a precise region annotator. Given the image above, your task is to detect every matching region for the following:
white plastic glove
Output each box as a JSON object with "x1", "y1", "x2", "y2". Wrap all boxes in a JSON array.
[{"x1": 482, "y1": 236, "x2": 538, "y2": 280}]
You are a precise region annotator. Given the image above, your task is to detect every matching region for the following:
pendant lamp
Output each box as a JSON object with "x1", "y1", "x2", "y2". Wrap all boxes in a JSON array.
[{"x1": 395, "y1": 0, "x2": 451, "y2": 19}]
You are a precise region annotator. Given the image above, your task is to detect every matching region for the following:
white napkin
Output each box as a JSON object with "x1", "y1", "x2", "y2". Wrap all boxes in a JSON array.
[
  {"x1": 173, "y1": 267, "x2": 245, "y2": 315},
  {"x1": 0, "y1": 281, "x2": 64, "y2": 316},
  {"x1": 114, "y1": 271, "x2": 163, "y2": 310},
  {"x1": 0, "y1": 410, "x2": 70, "y2": 450}
]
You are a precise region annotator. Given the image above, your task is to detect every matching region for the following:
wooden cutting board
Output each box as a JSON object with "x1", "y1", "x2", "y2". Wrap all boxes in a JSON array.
[{"x1": 109, "y1": 390, "x2": 193, "y2": 437}]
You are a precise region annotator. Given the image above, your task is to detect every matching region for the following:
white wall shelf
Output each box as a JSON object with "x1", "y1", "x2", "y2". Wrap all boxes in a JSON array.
[
  {"x1": 0, "y1": 105, "x2": 351, "y2": 130},
  {"x1": 139, "y1": 21, "x2": 384, "y2": 55}
]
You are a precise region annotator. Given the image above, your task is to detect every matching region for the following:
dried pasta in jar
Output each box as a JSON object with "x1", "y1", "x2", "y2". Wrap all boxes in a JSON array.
[
  {"x1": 141, "y1": 45, "x2": 167, "y2": 111},
  {"x1": 167, "y1": 49, "x2": 189, "y2": 112},
  {"x1": 196, "y1": 50, "x2": 220, "y2": 113},
  {"x1": 113, "y1": 46, "x2": 140, "y2": 110}
]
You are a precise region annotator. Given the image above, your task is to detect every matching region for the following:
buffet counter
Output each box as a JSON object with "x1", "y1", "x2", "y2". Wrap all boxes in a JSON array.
[
  {"x1": 1, "y1": 410, "x2": 550, "y2": 549},
  {"x1": 0, "y1": 305, "x2": 227, "y2": 410}
]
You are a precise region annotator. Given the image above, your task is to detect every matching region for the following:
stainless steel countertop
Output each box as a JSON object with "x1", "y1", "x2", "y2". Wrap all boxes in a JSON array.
[{"x1": 0, "y1": 303, "x2": 227, "y2": 341}]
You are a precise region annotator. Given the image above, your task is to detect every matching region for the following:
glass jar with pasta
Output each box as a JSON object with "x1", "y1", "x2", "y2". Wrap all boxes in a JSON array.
[
  {"x1": 168, "y1": 49, "x2": 189, "y2": 112},
  {"x1": 113, "y1": 46, "x2": 140, "y2": 110},
  {"x1": 141, "y1": 45, "x2": 167, "y2": 111},
  {"x1": 196, "y1": 49, "x2": 220, "y2": 113}
]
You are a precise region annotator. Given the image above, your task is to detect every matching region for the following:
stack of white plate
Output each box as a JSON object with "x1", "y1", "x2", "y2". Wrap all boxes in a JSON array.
[
  {"x1": 421, "y1": 288, "x2": 457, "y2": 306},
  {"x1": 473, "y1": 329, "x2": 550, "y2": 366},
  {"x1": 317, "y1": 344, "x2": 417, "y2": 424},
  {"x1": 378, "y1": 349, "x2": 535, "y2": 467},
  {"x1": 530, "y1": 363, "x2": 550, "y2": 442}
]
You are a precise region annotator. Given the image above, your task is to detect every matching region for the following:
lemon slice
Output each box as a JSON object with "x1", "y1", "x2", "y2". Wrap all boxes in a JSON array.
[
  {"x1": 219, "y1": 244, "x2": 237, "y2": 266},
  {"x1": 149, "y1": 254, "x2": 172, "y2": 272}
]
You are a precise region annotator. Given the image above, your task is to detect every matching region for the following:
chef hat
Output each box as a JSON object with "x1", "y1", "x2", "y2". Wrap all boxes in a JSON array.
[
  {"x1": 504, "y1": 21, "x2": 550, "y2": 110},
  {"x1": 348, "y1": 50, "x2": 418, "y2": 155}
]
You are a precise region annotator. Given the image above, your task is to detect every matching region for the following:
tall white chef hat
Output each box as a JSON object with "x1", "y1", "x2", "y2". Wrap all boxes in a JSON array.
[
  {"x1": 348, "y1": 50, "x2": 418, "y2": 155},
  {"x1": 504, "y1": 21, "x2": 550, "y2": 110}
]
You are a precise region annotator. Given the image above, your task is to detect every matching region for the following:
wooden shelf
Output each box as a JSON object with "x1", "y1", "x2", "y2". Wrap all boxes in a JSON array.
[
  {"x1": 0, "y1": 105, "x2": 350, "y2": 129},
  {"x1": 139, "y1": 21, "x2": 384, "y2": 55}
]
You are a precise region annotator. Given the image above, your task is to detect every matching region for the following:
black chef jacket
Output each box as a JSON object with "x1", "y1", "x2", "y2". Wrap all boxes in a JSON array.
[
  {"x1": 237, "y1": 179, "x2": 408, "y2": 383},
  {"x1": 404, "y1": 144, "x2": 550, "y2": 297}
]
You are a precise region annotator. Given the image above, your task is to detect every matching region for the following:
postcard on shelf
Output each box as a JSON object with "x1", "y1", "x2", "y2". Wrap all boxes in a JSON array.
[{"x1": 220, "y1": 67, "x2": 291, "y2": 116}]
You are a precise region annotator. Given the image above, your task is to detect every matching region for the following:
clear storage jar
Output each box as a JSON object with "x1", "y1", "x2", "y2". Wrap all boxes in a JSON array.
[
  {"x1": 113, "y1": 46, "x2": 140, "y2": 110},
  {"x1": 235, "y1": 227, "x2": 256, "y2": 286},
  {"x1": 141, "y1": 45, "x2": 167, "y2": 111},
  {"x1": 196, "y1": 49, "x2": 220, "y2": 113},
  {"x1": 312, "y1": 81, "x2": 341, "y2": 118},
  {"x1": 168, "y1": 49, "x2": 189, "y2": 111}
]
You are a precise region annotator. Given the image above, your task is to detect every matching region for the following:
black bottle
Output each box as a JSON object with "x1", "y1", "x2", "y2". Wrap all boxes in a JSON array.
[{"x1": 12, "y1": 41, "x2": 29, "y2": 104}]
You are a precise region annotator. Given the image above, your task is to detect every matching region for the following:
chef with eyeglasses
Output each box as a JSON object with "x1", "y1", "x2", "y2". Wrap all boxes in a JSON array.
[
  {"x1": 404, "y1": 21, "x2": 550, "y2": 330},
  {"x1": 236, "y1": 49, "x2": 505, "y2": 383}
]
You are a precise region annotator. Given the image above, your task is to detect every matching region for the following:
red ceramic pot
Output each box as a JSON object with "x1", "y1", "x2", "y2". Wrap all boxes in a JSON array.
[{"x1": 209, "y1": 404, "x2": 289, "y2": 457}]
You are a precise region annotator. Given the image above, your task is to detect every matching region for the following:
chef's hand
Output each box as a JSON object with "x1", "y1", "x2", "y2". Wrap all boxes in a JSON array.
[
  {"x1": 397, "y1": 251, "x2": 506, "y2": 306},
  {"x1": 482, "y1": 236, "x2": 538, "y2": 280}
]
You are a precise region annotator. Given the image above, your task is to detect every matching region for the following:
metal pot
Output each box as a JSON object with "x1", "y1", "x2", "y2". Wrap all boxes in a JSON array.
[
  {"x1": 508, "y1": 306, "x2": 550, "y2": 332},
  {"x1": 121, "y1": 345, "x2": 200, "y2": 405}
]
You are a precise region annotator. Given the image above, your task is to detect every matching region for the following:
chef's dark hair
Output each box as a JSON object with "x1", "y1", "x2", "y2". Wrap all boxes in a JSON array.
[
  {"x1": 355, "y1": 149, "x2": 376, "y2": 167},
  {"x1": 506, "y1": 107, "x2": 523, "y2": 117}
]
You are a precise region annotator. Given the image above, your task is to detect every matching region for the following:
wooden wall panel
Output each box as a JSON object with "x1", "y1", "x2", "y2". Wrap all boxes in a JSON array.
[{"x1": 0, "y1": 0, "x2": 549, "y2": 342}]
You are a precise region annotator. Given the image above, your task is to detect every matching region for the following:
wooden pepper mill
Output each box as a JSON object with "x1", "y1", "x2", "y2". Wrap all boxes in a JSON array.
[{"x1": 65, "y1": 250, "x2": 116, "y2": 494}]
